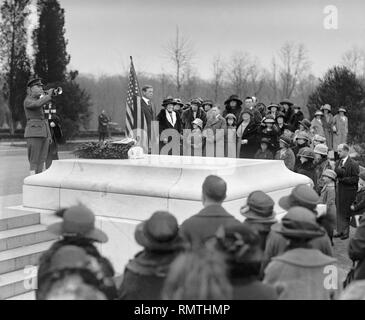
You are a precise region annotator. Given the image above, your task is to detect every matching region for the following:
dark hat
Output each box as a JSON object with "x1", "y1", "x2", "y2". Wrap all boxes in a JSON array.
[
  {"x1": 267, "y1": 103, "x2": 279, "y2": 110},
  {"x1": 276, "y1": 112, "x2": 286, "y2": 119},
  {"x1": 173, "y1": 98, "x2": 184, "y2": 107},
  {"x1": 299, "y1": 119, "x2": 311, "y2": 130},
  {"x1": 260, "y1": 137, "x2": 271, "y2": 145},
  {"x1": 293, "y1": 105, "x2": 301, "y2": 109},
  {"x1": 162, "y1": 97, "x2": 175, "y2": 107},
  {"x1": 240, "y1": 191, "x2": 277, "y2": 223},
  {"x1": 271, "y1": 206, "x2": 325, "y2": 240},
  {"x1": 49, "y1": 245, "x2": 90, "y2": 272},
  {"x1": 134, "y1": 211, "x2": 184, "y2": 252},
  {"x1": 190, "y1": 98, "x2": 202, "y2": 106},
  {"x1": 202, "y1": 100, "x2": 214, "y2": 107},
  {"x1": 280, "y1": 99, "x2": 293, "y2": 106},
  {"x1": 359, "y1": 171, "x2": 365, "y2": 181},
  {"x1": 27, "y1": 78, "x2": 43, "y2": 88},
  {"x1": 279, "y1": 184, "x2": 319, "y2": 212},
  {"x1": 224, "y1": 95, "x2": 243, "y2": 106},
  {"x1": 47, "y1": 205, "x2": 108, "y2": 243},
  {"x1": 297, "y1": 147, "x2": 315, "y2": 159},
  {"x1": 279, "y1": 135, "x2": 292, "y2": 146}
]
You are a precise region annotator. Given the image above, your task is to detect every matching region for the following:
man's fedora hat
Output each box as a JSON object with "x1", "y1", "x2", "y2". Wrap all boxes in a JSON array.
[
  {"x1": 271, "y1": 206, "x2": 325, "y2": 240},
  {"x1": 27, "y1": 78, "x2": 43, "y2": 88},
  {"x1": 48, "y1": 205, "x2": 108, "y2": 243},
  {"x1": 134, "y1": 211, "x2": 185, "y2": 252},
  {"x1": 279, "y1": 184, "x2": 319, "y2": 212},
  {"x1": 224, "y1": 95, "x2": 243, "y2": 106},
  {"x1": 280, "y1": 99, "x2": 293, "y2": 106},
  {"x1": 240, "y1": 191, "x2": 277, "y2": 223}
]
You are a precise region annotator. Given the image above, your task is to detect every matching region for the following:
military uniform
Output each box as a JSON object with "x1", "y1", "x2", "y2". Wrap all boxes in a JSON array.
[{"x1": 24, "y1": 79, "x2": 52, "y2": 174}]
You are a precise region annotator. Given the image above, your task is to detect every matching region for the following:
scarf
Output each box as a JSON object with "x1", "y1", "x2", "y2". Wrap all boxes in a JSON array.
[{"x1": 165, "y1": 110, "x2": 176, "y2": 127}]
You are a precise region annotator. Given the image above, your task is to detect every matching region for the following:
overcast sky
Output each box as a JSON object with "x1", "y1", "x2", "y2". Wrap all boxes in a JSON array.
[{"x1": 30, "y1": 0, "x2": 365, "y2": 79}]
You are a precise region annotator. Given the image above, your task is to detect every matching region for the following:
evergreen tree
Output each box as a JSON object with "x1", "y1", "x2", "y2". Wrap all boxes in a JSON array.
[
  {"x1": 32, "y1": 0, "x2": 91, "y2": 140},
  {"x1": 33, "y1": 0, "x2": 69, "y2": 83},
  {"x1": 308, "y1": 66, "x2": 365, "y2": 143},
  {"x1": 0, "y1": 0, "x2": 32, "y2": 131}
]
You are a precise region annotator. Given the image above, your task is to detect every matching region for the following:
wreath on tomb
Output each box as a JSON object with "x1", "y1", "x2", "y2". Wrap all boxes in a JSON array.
[{"x1": 73, "y1": 139, "x2": 135, "y2": 159}]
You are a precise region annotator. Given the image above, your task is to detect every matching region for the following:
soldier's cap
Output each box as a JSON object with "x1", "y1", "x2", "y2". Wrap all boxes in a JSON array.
[
  {"x1": 279, "y1": 184, "x2": 319, "y2": 212},
  {"x1": 27, "y1": 78, "x2": 43, "y2": 88},
  {"x1": 48, "y1": 204, "x2": 108, "y2": 243}
]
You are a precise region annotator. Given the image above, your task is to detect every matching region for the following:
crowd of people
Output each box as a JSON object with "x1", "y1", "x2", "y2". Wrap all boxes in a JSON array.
[{"x1": 35, "y1": 172, "x2": 365, "y2": 300}]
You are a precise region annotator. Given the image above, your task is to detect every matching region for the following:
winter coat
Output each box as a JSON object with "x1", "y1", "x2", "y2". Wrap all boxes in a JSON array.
[
  {"x1": 242, "y1": 220, "x2": 276, "y2": 252},
  {"x1": 275, "y1": 148, "x2": 295, "y2": 171},
  {"x1": 157, "y1": 109, "x2": 182, "y2": 154},
  {"x1": 314, "y1": 159, "x2": 333, "y2": 193},
  {"x1": 258, "y1": 126, "x2": 280, "y2": 152},
  {"x1": 181, "y1": 108, "x2": 207, "y2": 130},
  {"x1": 180, "y1": 204, "x2": 241, "y2": 250},
  {"x1": 98, "y1": 113, "x2": 110, "y2": 133},
  {"x1": 236, "y1": 120, "x2": 260, "y2": 159},
  {"x1": 333, "y1": 114, "x2": 348, "y2": 150},
  {"x1": 203, "y1": 115, "x2": 227, "y2": 157},
  {"x1": 118, "y1": 250, "x2": 180, "y2": 300},
  {"x1": 283, "y1": 107, "x2": 294, "y2": 124},
  {"x1": 335, "y1": 157, "x2": 360, "y2": 219},
  {"x1": 262, "y1": 228, "x2": 334, "y2": 272},
  {"x1": 288, "y1": 111, "x2": 304, "y2": 132},
  {"x1": 254, "y1": 148, "x2": 274, "y2": 160},
  {"x1": 310, "y1": 118, "x2": 325, "y2": 137},
  {"x1": 349, "y1": 214, "x2": 365, "y2": 280},
  {"x1": 263, "y1": 248, "x2": 338, "y2": 300},
  {"x1": 296, "y1": 159, "x2": 316, "y2": 183},
  {"x1": 350, "y1": 188, "x2": 365, "y2": 217},
  {"x1": 232, "y1": 276, "x2": 278, "y2": 300},
  {"x1": 318, "y1": 182, "x2": 337, "y2": 238},
  {"x1": 322, "y1": 113, "x2": 334, "y2": 150}
]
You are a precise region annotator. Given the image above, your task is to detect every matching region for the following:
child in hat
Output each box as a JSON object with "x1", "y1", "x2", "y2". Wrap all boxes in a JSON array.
[
  {"x1": 184, "y1": 118, "x2": 204, "y2": 156},
  {"x1": 349, "y1": 171, "x2": 365, "y2": 218},
  {"x1": 318, "y1": 169, "x2": 337, "y2": 245},
  {"x1": 274, "y1": 135, "x2": 295, "y2": 171},
  {"x1": 254, "y1": 137, "x2": 274, "y2": 160},
  {"x1": 225, "y1": 113, "x2": 237, "y2": 158}
]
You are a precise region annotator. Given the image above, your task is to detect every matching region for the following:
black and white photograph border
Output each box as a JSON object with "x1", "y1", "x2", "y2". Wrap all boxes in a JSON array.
[{"x1": 0, "y1": 0, "x2": 365, "y2": 303}]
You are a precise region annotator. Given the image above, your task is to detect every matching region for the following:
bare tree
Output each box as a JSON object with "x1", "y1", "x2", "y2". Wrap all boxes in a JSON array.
[
  {"x1": 165, "y1": 26, "x2": 194, "y2": 94},
  {"x1": 211, "y1": 55, "x2": 225, "y2": 102},
  {"x1": 268, "y1": 57, "x2": 278, "y2": 102},
  {"x1": 276, "y1": 42, "x2": 311, "y2": 99},
  {"x1": 341, "y1": 46, "x2": 365, "y2": 78},
  {"x1": 227, "y1": 51, "x2": 252, "y2": 97},
  {"x1": 248, "y1": 58, "x2": 265, "y2": 96}
]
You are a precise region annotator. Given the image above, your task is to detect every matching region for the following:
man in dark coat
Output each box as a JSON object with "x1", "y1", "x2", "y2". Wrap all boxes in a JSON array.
[
  {"x1": 180, "y1": 175, "x2": 241, "y2": 250},
  {"x1": 279, "y1": 99, "x2": 294, "y2": 124},
  {"x1": 118, "y1": 211, "x2": 185, "y2": 300},
  {"x1": 181, "y1": 98, "x2": 207, "y2": 130},
  {"x1": 98, "y1": 110, "x2": 110, "y2": 142},
  {"x1": 334, "y1": 144, "x2": 360, "y2": 239},
  {"x1": 141, "y1": 85, "x2": 157, "y2": 147},
  {"x1": 288, "y1": 105, "x2": 304, "y2": 132}
]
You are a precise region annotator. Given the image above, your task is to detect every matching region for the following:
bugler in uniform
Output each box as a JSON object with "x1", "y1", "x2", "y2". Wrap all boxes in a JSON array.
[{"x1": 24, "y1": 78, "x2": 53, "y2": 175}]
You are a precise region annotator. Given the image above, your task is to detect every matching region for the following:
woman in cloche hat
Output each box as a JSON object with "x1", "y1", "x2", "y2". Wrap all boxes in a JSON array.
[
  {"x1": 333, "y1": 107, "x2": 348, "y2": 160},
  {"x1": 310, "y1": 110, "x2": 325, "y2": 137},
  {"x1": 321, "y1": 104, "x2": 334, "y2": 150},
  {"x1": 263, "y1": 206, "x2": 338, "y2": 300}
]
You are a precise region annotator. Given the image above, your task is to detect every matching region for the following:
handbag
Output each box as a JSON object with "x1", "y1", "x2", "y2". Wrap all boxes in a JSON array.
[{"x1": 343, "y1": 261, "x2": 357, "y2": 289}]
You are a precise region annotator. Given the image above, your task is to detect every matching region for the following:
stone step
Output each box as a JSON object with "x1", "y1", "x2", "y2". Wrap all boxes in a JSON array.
[
  {"x1": 0, "y1": 268, "x2": 37, "y2": 300},
  {"x1": 0, "y1": 225, "x2": 57, "y2": 252},
  {"x1": 0, "y1": 240, "x2": 54, "y2": 275},
  {"x1": 0, "y1": 209, "x2": 40, "y2": 231},
  {"x1": 7, "y1": 290, "x2": 35, "y2": 300}
]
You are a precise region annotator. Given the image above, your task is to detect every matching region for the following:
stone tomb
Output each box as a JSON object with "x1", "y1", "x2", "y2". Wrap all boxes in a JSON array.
[{"x1": 22, "y1": 155, "x2": 311, "y2": 273}]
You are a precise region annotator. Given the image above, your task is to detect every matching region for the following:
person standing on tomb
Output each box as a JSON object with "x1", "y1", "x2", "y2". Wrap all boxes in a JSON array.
[
  {"x1": 236, "y1": 108, "x2": 260, "y2": 159},
  {"x1": 181, "y1": 98, "x2": 207, "y2": 130},
  {"x1": 23, "y1": 78, "x2": 53, "y2": 175},
  {"x1": 98, "y1": 110, "x2": 110, "y2": 142}
]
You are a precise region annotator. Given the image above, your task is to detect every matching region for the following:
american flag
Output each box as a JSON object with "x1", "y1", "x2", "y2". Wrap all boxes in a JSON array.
[{"x1": 125, "y1": 57, "x2": 148, "y2": 149}]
